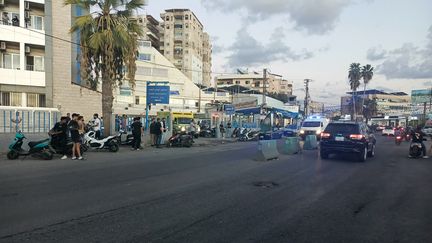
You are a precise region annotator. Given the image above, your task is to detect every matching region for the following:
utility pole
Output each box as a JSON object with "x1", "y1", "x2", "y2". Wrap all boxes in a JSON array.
[
  {"x1": 262, "y1": 68, "x2": 267, "y2": 106},
  {"x1": 429, "y1": 86, "x2": 432, "y2": 112},
  {"x1": 198, "y1": 85, "x2": 201, "y2": 113},
  {"x1": 304, "y1": 79, "x2": 311, "y2": 117},
  {"x1": 423, "y1": 102, "x2": 427, "y2": 124}
]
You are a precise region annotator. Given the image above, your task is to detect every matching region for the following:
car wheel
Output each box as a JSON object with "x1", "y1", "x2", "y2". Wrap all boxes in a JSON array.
[
  {"x1": 367, "y1": 144, "x2": 375, "y2": 157},
  {"x1": 358, "y1": 147, "x2": 367, "y2": 162},
  {"x1": 320, "y1": 150, "x2": 329, "y2": 159}
]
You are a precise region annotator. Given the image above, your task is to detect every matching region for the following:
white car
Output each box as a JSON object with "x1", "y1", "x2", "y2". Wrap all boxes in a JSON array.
[{"x1": 382, "y1": 126, "x2": 395, "y2": 136}]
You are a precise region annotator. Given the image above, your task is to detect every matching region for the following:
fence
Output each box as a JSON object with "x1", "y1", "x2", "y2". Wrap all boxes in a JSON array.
[{"x1": 0, "y1": 107, "x2": 60, "y2": 133}]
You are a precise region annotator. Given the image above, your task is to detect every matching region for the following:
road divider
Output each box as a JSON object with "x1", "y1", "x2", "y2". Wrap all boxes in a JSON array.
[
  {"x1": 255, "y1": 140, "x2": 279, "y2": 161},
  {"x1": 280, "y1": 137, "x2": 300, "y2": 155},
  {"x1": 304, "y1": 135, "x2": 318, "y2": 150}
]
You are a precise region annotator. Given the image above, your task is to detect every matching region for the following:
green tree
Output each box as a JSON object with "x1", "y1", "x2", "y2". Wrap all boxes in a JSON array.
[
  {"x1": 348, "y1": 63, "x2": 361, "y2": 120},
  {"x1": 360, "y1": 64, "x2": 374, "y2": 114},
  {"x1": 65, "y1": 0, "x2": 144, "y2": 135}
]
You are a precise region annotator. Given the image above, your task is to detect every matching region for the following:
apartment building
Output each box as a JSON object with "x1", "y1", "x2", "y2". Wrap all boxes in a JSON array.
[
  {"x1": 0, "y1": 0, "x2": 46, "y2": 107},
  {"x1": 130, "y1": 14, "x2": 161, "y2": 50},
  {"x1": 215, "y1": 72, "x2": 293, "y2": 95},
  {"x1": 160, "y1": 9, "x2": 212, "y2": 87}
]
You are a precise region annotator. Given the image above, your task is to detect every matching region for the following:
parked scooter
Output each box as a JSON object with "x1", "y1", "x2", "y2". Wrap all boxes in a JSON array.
[
  {"x1": 49, "y1": 138, "x2": 86, "y2": 156},
  {"x1": 238, "y1": 129, "x2": 260, "y2": 142},
  {"x1": 7, "y1": 132, "x2": 53, "y2": 160},
  {"x1": 199, "y1": 127, "x2": 216, "y2": 138},
  {"x1": 167, "y1": 130, "x2": 194, "y2": 147},
  {"x1": 82, "y1": 131, "x2": 119, "y2": 152},
  {"x1": 115, "y1": 129, "x2": 134, "y2": 146}
]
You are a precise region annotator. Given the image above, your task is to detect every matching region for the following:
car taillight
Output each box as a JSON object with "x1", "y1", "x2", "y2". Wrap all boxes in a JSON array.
[
  {"x1": 321, "y1": 132, "x2": 330, "y2": 138},
  {"x1": 349, "y1": 134, "x2": 364, "y2": 140},
  {"x1": 396, "y1": 136, "x2": 402, "y2": 139}
]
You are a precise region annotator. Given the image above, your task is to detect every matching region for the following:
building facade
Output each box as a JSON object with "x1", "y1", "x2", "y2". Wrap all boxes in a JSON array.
[
  {"x1": 215, "y1": 72, "x2": 293, "y2": 95},
  {"x1": 159, "y1": 9, "x2": 212, "y2": 86},
  {"x1": 113, "y1": 40, "x2": 228, "y2": 116},
  {"x1": 130, "y1": 14, "x2": 161, "y2": 50},
  {"x1": 0, "y1": 0, "x2": 47, "y2": 108}
]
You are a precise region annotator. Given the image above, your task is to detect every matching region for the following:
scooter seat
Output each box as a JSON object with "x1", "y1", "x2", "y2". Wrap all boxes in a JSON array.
[{"x1": 28, "y1": 139, "x2": 49, "y2": 148}]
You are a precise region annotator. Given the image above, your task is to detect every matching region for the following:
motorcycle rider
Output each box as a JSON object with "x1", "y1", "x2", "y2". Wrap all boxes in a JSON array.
[
  {"x1": 49, "y1": 116, "x2": 69, "y2": 160},
  {"x1": 410, "y1": 125, "x2": 428, "y2": 158}
]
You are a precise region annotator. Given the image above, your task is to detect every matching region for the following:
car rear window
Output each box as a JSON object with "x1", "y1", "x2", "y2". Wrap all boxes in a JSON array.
[
  {"x1": 302, "y1": 121, "x2": 321, "y2": 127},
  {"x1": 325, "y1": 124, "x2": 360, "y2": 134},
  {"x1": 385, "y1": 126, "x2": 392, "y2": 129}
]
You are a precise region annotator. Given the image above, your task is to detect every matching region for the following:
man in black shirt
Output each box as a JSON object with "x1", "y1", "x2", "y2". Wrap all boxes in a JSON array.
[
  {"x1": 50, "y1": 116, "x2": 69, "y2": 159},
  {"x1": 131, "y1": 117, "x2": 143, "y2": 150},
  {"x1": 149, "y1": 118, "x2": 156, "y2": 146}
]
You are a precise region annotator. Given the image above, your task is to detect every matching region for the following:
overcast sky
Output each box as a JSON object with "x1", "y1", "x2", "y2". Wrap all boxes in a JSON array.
[{"x1": 144, "y1": 0, "x2": 432, "y2": 106}]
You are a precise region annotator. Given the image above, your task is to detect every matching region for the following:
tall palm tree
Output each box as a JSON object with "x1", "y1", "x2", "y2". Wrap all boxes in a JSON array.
[
  {"x1": 65, "y1": 0, "x2": 144, "y2": 135},
  {"x1": 348, "y1": 63, "x2": 361, "y2": 120},
  {"x1": 360, "y1": 64, "x2": 374, "y2": 115}
]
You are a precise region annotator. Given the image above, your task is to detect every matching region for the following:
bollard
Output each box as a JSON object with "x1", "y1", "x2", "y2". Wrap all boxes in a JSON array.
[
  {"x1": 280, "y1": 137, "x2": 299, "y2": 155},
  {"x1": 255, "y1": 140, "x2": 279, "y2": 161},
  {"x1": 303, "y1": 135, "x2": 318, "y2": 150}
]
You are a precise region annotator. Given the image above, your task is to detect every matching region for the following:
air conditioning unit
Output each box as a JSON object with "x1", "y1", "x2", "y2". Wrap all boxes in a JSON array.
[
  {"x1": 0, "y1": 42, "x2": 6, "y2": 51},
  {"x1": 24, "y1": 11, "x2": 30, "y2": 20},
  {"x1": 24, "y1": 1, "x2": 30, "y2": 10},
  {"x1": 25, "y1": 46, "x2": 31, "y2": 54}
]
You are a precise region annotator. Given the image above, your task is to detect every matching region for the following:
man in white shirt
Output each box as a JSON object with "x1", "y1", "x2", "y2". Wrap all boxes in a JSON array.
[{"x1": 92, "y1": 113, "x2": 102, "y2": 139}]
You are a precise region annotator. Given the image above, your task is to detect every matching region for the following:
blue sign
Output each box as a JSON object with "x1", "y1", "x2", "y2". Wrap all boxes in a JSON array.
[
  {"x1": 224, "y1": 104, "x2": 235, "y2": 115},
  {"x1": 170, "y1": 91, "x2": 180, "y2": 95},
  {"x1": 147, "y1": 84, "x2": 170, "y2": 104}
]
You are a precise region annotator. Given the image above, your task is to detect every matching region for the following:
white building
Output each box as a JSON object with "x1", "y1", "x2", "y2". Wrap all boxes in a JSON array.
[
  {"x1": 113, "y1": 40, "x2": 229, "y2": 115},
  {"x1": 0, "y1": 0, "x2": 46, "y2": 107}
]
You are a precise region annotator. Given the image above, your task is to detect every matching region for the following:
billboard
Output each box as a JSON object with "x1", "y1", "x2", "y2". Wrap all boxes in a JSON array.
[
  {"x1": 411, "y1": 89, "x2": 431, "y2": 105},
  {"x1": 147, "y1": 83, "x2": 170, "y2": 104}
]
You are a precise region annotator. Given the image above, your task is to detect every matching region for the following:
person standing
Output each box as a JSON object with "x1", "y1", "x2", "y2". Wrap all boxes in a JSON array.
[
  {"x1": 69, "y1": 113, "x2": 83, "y2": 160},
  {"x1": 11, "y1": 111, "x2": 22, "y2": 132},
  {"x1": 155, "y1": 118, "x2": 163, "y2": 148},
  {"x1": 219, "y1": 122, "x2": 225, "y2": 139},
  {"x1": 92, "y1": 113, "x2": 102, "y2": 139},
  {"x1": 189, "y1": 119, "x2": 196, "y2": 138},
  {"x1": 130, "y1": 117, "x2": 143, "y2": 150},
  {"x1": 65, "y1": 113, "x2": 71, "y2": 124},
  {"x1": 49, "y1": 116, "x2": 69, "y2": 160},
  {"x1": 149, "y1": 118, "x2": 156, "y2": 146}
]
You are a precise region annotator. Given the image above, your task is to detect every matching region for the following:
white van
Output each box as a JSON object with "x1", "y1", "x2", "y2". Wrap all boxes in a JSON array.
[{"x1": 299, "y1": 115, "x2": 329, "y2": 139}]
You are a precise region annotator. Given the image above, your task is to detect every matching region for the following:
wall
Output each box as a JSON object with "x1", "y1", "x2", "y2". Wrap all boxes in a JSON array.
[{"x1": 45, "y1": 1, "x2": 101, "y2": 119}]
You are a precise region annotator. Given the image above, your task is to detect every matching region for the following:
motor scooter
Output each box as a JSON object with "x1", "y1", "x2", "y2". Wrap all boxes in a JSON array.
[
  {"x1": 115, "y1": 129, "x2": 134, "y2": 146},
  {"x1": 167, "y1": 129, "x2": 193, "y2": 147},
  {"x1": 49, "y1": 137, "x2": 86, "y2": 156},
  {"x1": 409, "y1": 137, "x2": 427, "y2": 158},
  {"x1": 82, "y1": 131, "x2": 119, "y2": 152},
  {"x1": 7, "y1": 132, "x2": 53, "y2": 160}
]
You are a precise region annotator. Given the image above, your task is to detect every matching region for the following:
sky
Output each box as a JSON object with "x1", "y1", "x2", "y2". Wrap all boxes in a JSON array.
[{"x1": 144, "y1": 0, "x2": 432, "y2": 106}]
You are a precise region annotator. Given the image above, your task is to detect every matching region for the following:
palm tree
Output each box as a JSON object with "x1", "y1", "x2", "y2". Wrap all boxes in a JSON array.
[
  {"x1": 360, "y1": 64, "x2": 374, "y2": 115},
  {"x1": 363, "y1": 98, "x2": 378, "y2": 123},
  {"x1": 65, "y1": 0, "x2": 145, "y2": 135},
  {"x1": 348, "y1": 63, "x2": 361, "y2": 120}
]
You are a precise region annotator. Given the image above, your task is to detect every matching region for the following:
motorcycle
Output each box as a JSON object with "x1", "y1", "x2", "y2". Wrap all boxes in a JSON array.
[
  {"x1": 82, "y1": 131, "x2": 119, "y2": 152},
  {"x1": 49, "y1": 137, "x2": 86, "y2": 156},
  {"x1": 395, "y1": 134, "x2": 403, "y2": 145},
  {"x1": 199, "y1": 127, "x2": 216, "y2": 138},
  {"x1": 7, "y1": 132, "x2": 53, "y2": 160},
  {"x1": 167, "y1": 132, "x2": 194, "y2": 147},
  {"x1": 115, "y1": 129, "x2": 134, "y2": 146},
  {"x1": 238, "y1": 129, "x2": 260, "y2": 142},
  {"x1": 409, "y1": 136, "x2": 427, "y2": 158}
]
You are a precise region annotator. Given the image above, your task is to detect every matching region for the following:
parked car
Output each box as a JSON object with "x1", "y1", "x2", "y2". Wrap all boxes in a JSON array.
[
  {"x1": 382, "y1": 126, "x2": 395, "y2": 136},
  {"x1": 421, "y1": 125, "x2": 432, "y2": 136},
  {"x1": 320, "y1": 121, "x2": 376, "y2": 162},
  {"x1": 375, "y1": 125, "x2": 385, "y2": 131}
]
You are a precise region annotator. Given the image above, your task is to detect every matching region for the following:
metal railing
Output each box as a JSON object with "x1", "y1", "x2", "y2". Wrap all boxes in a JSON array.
[
  {"x1": 26, "y1": 64, "x2": 45, "y2": 72},
  {"x1": 0, "y1": 107, "x2": 60, "y2": 133}
]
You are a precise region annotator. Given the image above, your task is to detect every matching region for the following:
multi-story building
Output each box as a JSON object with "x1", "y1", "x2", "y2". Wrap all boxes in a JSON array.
[
  {"x1": 215, "y1": 72, "x2": 293, "y2": 95},
  {"x1": 130, "y1": 14, "x2": 161, "y2": 50},
  {"x1": 160, "y1": 9, "x2": 212, "y2": 86},
  {"x1": 342, "y1": 89, "x2": 411, "y2": 116},
  {"x1": 0, "y1": 0, "x2": 47, "y2": 107}
]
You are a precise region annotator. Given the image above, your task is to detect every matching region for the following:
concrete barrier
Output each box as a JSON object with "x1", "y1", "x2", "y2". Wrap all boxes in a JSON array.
[
  {"x1": 280, "y1": 137, "x2": 299, "y2": 155},
  {"x1": 303, "y1": 135, "x2": 318, "y2": 150},
  {"x1": 255, "y1": 140, "x2": 279, "y2": 161}
]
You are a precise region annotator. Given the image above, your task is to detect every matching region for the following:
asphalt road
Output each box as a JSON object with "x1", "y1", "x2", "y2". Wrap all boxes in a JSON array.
[{"x1": 0, "y1": 135, "x2": 431, "y2": 243}]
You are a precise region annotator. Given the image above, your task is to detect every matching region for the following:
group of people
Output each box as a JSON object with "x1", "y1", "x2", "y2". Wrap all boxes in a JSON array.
[
  {"x1": 149, "y1": 118, "x2": 166, "y2": 148},
  {"x1": 49, "y1": 113, "x2": 102, "y2": 160}
]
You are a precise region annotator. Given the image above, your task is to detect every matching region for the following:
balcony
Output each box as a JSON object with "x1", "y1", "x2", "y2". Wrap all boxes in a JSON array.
[
  {"x1": 26, "y1": 64, "x2": 44, "y2": 72},
  {"x1": 0, "y1": 68, "x2": 45, "y2": 87},
  {"x1": 0, "y1": 23, "x2": 45, "y2": 45}
]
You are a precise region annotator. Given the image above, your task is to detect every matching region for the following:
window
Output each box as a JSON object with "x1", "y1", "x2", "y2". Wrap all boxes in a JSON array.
[
  {"x1": 235, "y1": 81, "x2": 240, "y2": 84},
  {"x1": 166, "y1": 25, "x2": 170, "y2": 29},
  {"x1": 245, "y1": 81, "x2": 250, "y2": 84},
  {"x1": 138, "y1": 53, "x2": 151, "y2": 61},
  {"x1": 174, "y1": 15, "x2": 183, "y2": 20},
  {"x1": 185, "y1": 15, "x2": 189, "y2": 20},
  {"x1": 29, "y1": 16, "x2": 44, "y2": 30},
  {"x1": 152, "y1": 68, "x2": 168, "y2": 77},
  {"x1": 1, "y1": 53, "x2": 20, "y2": 70},
  {"x1": 39, "y1": 94, "x2": 46, "y2": 107},
  {"x1": 185, "y1": 23, "x2": 188, "y2": 28},
  {"x1": 165, "y1": 16, "x2": 169, "y2": 21},
  {"x1": 174, "y1": 24, "x2": 183, "y2": 28},
  {"x1": 135, "y1": 96, "x2": 140, "y2": 105},
  {"x1": 26, "y1": 56, "x2": 44, "y2": 71},
  {"x1": 0, "y1": 92, "x2": 10, "y2": 106},
  {"x1": 27, "y1": 93, "x2": 38, "y2": 107},
  {"x1": 11, "y1": 92, "x2": 22, "y2": 106}
]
